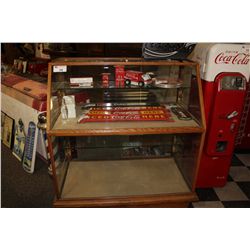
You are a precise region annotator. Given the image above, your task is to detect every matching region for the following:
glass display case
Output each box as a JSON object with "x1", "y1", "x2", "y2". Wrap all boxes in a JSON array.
[{"x1": 47, "y1": 58, "x2": 206, "y2": 207}]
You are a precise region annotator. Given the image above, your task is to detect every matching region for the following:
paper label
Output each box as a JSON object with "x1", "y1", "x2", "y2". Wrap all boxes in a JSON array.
[
  {"x1": 53, "y1": 65, "x2": 67, "y2": 73},
  {"x1": 70, "y1": 77, "x2": 93, "y2": 84}
]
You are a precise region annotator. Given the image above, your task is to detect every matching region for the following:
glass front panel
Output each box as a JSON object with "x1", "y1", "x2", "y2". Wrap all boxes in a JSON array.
[{"x1": 51, "y1": 133, "x2": 200, "y2": 198}]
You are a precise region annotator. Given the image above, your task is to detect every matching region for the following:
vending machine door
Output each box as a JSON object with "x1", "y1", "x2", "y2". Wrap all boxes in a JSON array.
[{"x1": 205, "y1": 72, "x2": 247, "y2": 156}]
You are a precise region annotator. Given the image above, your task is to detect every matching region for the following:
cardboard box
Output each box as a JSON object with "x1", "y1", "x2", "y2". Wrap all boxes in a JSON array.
[{"x1": 115, "y1": 66, "x2": 125, "y2": 87}]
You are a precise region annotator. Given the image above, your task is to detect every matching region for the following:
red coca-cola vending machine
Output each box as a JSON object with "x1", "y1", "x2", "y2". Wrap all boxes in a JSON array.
[{"x1": 190, "y1": 43, "x2": 250, "y2": 187}]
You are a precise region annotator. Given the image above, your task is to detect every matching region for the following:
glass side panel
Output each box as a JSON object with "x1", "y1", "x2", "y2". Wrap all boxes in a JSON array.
[
  {"x1": 49, "y1": 63, "x2": 202, "y2": 130},
  {"x1": 173, "y1": 133, "x2": 201, "y2": 189},
  {"x1": 50, "y1": 136, "x2": 69, "y2": 193}
]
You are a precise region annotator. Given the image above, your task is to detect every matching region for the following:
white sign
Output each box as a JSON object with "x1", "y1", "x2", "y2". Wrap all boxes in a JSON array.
[
  {"x1": 189, "y1": 43, "x2": 250, "y2": 82},
  {"x1": 53, "y1": 65, "x2": 67, "y2": 73}
]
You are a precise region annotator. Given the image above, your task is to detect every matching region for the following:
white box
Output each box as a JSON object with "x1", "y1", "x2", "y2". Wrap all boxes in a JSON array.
[
  {"x1": 62, "y1": 95, "x2": 76, "y2": 119},
  {"x1": 67, "y1": 104, "x2": 76, "y2": 118},
  {"x1": 70, "y1": 77, "x2": 93, "y2": 84}
]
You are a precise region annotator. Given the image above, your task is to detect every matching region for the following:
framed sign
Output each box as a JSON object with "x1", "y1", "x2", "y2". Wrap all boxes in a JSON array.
[
  {"x1": 1, "y1": 111, "x2": 6, "y2": 140},
  {"x1": 13, "y1": 119, "x2": 26, "y2": 161},
  {"x1": 2, "y1": 115, "x2": 14, "y2": 148}
]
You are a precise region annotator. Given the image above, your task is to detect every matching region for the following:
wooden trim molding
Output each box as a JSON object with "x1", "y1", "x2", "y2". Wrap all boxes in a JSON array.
[{"x1": 53, "y1": 192, "x2": 198, "y2": 208}]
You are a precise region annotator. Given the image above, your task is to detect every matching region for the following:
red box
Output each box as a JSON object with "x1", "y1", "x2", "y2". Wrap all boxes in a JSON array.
[
  {"x1": 115, "y1": 66, "x2": 125, "y2": 87},
  {"x1": 27, "y1": 61, "x2": 48, "y2": 75},
  {"x1": 101, "y1": 73, "x2": 110, "y2": 88}
]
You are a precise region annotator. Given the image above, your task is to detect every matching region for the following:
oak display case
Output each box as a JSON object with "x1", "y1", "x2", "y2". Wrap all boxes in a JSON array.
[{"x1": 47, "y1": 58, "x2": 206, "y2": 207}]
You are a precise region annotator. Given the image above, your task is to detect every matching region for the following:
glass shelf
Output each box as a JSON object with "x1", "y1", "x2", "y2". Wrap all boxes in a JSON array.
[
  {"x1": 52, "y1": 81, "x2": 190, "y2": 90},
  {"x1": 50, "y1": 104, "x2": 202, "y2": 135}
]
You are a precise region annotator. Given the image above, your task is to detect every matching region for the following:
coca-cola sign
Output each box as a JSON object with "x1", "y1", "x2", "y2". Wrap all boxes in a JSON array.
[{"x1": 215, "y1": 52, "x2": 250, "y2": 65}]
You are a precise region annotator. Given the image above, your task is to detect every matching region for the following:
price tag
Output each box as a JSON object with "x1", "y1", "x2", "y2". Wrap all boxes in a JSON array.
[{"x1": 53, "y1": 65, "x2": 67, "y2": 73}]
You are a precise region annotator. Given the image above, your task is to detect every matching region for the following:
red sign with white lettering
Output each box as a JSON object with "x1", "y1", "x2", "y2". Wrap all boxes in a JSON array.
[{"x1": 79, "y1": 107, "x2": 174, "y2": 123}]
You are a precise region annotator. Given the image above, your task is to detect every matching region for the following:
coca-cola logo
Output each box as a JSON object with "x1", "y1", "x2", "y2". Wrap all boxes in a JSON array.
[{"x1": 215, "y1": 52, "x2": 250, "y2": 65}]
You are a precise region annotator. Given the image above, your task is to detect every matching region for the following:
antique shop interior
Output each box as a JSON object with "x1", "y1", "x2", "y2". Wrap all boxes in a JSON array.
[{"x1": 1, "y1": 43, "x2": 250, "y2": 208}]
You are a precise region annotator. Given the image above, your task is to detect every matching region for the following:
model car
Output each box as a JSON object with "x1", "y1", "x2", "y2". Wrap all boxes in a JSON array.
[{"x1": 124, "y1": 70, "x2": 153, "y2": 87}]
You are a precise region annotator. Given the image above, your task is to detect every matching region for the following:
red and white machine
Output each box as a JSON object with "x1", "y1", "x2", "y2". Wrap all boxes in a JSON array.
[{"x1": 190, "y1": 43, "x2": 250, "y2": 187}]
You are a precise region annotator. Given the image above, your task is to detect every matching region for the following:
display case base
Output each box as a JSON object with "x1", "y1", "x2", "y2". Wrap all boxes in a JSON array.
[{"x1": 53, "y1": 193, "x2": 197, "y2": 208}]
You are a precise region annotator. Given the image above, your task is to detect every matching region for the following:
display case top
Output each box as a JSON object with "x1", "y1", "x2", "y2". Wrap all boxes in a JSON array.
[
  {"x1": 51, "y1": 57, "x2": 197, "y2": 66},
  {"x1": 47, "y1": 57, "x2": 205, "y2": 135}
]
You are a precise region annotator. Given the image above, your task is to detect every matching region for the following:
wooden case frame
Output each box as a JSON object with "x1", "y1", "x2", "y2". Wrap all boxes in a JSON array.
[{"x1": 47, "y1": 58, "x2": 206, "y2": 208}]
